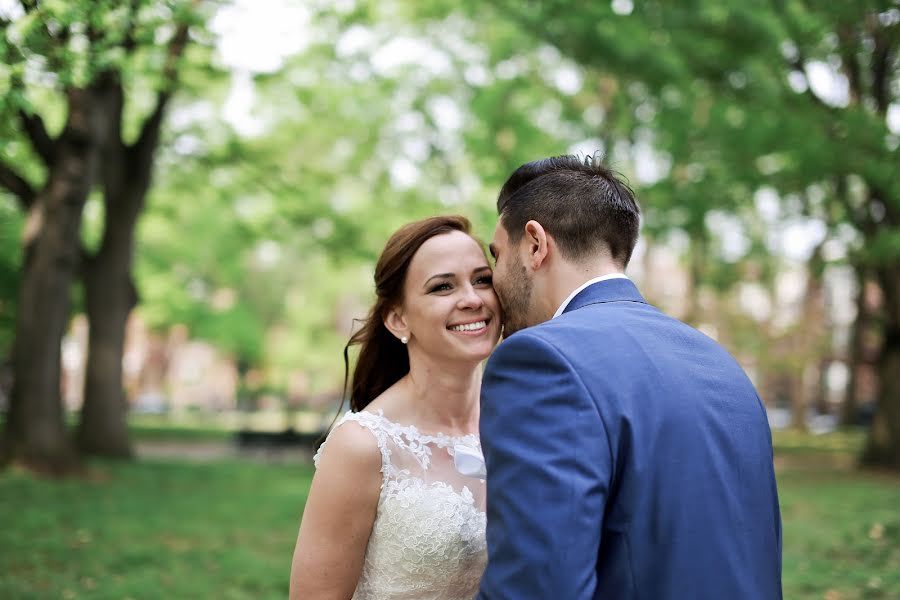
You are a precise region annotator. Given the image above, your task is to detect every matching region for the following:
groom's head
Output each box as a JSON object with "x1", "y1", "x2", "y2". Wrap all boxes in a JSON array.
[{"x1": 489, "y1": 155, "x2": 641, "y2": 335}]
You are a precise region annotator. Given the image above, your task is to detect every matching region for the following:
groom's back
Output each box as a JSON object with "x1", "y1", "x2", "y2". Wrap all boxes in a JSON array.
[{"x1": 537, "y1": 287, "x2": 782, "y2": 599}]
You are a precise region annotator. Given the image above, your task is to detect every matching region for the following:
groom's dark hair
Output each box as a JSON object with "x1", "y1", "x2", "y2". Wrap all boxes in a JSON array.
[{"x1": 497, "y1": 154, "x2": 641, "y2": 267}]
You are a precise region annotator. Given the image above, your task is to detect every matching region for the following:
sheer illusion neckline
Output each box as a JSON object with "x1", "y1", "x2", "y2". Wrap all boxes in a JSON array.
[
  {"x1": 358, "y1": 409, "x2": 481, "y2": 448},
  {"x1": 314, "y1": 408, "x2": 489, "y2": 599}
]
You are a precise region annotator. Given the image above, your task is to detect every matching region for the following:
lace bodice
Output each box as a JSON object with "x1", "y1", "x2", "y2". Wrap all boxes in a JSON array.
[{"x1": 314, "y1": 410, "x2": 487, "y2": 599}]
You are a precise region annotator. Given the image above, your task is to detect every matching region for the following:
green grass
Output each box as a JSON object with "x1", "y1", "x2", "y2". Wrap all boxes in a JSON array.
[
  {"x1": 779, "y1": 465, "x2": 900, "y2": 599},
  {"x1": 0, "y1": 460, "x2": 311, "y2": 599},
  {"x1": 0, "y1": 431, "x2": 897, "y2": 599}
]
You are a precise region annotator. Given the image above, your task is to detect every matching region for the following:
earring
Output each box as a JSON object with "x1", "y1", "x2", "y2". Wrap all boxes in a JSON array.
[{"x1": 401, "y1": 336, "x2": 408, "y2": 345}]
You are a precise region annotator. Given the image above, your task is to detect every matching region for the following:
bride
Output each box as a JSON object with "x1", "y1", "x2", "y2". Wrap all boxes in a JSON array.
[{"x1": 289, "y1": 215, "x2": 502, "y2": 599}]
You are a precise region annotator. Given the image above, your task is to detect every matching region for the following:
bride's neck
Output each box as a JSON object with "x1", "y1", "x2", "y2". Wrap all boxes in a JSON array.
[{"x1": 399, "y1": 356, "x2": 481, "y2": 432}]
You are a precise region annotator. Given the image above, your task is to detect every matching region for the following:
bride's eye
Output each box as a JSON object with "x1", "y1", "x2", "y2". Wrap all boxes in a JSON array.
[
  {"x1": 474, "y1": 275, "x2": 493, "y2": 286},
  {"x1": 428, "y1": 282, "x2": 452, "y2": 293}
]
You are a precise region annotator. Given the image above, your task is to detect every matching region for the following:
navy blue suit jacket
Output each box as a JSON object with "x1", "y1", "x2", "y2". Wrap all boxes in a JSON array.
[{"x1": 477, "y1": 279, "x2": 782, "y2": 599}]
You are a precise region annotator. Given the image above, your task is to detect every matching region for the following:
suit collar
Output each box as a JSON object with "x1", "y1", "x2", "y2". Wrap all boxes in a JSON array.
[{"x1": 561, "y1": 278, "x2": 647, "y2": 315}]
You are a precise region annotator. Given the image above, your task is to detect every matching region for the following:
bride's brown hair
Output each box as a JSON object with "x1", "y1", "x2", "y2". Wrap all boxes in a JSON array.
[{"x1": 344, "y1": 215, "x2": 475, "y2": 412}]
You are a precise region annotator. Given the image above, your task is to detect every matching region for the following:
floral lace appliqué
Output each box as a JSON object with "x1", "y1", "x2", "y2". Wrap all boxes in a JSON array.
[{"x1": 314, "y1": 410, "x2": 487, "y2": 600}]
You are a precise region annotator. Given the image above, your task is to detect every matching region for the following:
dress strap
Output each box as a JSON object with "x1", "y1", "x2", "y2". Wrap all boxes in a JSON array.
[{"x1": 313, "y1": 410, "x2": 393, "y2": 480}]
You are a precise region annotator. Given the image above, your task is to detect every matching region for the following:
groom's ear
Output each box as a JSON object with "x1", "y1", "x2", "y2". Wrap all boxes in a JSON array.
[
  {"x1": 384, "y1": 307, "x2": 409, "y2": 342},
  {"x1": 524, "y1": 220, "x2": 550, "y2": 270}
]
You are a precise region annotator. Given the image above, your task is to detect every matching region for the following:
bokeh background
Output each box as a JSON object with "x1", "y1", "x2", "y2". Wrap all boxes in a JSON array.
[{"x1": 0, "y1": 1, "x2": 898, "y2": 598}]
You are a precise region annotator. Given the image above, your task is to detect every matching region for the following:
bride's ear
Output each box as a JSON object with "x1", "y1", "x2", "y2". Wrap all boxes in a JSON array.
[{"x1": 384, "y1": 307, "x2": 410, "y2": 344}]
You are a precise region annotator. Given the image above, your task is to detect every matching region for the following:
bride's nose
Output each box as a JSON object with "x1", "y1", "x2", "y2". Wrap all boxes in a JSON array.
[{"x1": 457, "y1": 284, "x2": 484, "y2": 310}]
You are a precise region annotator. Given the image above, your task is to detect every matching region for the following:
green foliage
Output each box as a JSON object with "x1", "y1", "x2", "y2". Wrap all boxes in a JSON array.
[
  {"x1": 395, "y1": 0, "x2": 900, "y2": 295},
  {"x1": 0, "y1": 0, "x2": 217, "y2": 357},
  {"x1": 127, "y1": 4, "x2": 605, "y2": 391},
  {"x1": 0, "y1": 1, "x2": 206, "y2": 132},
  {"x1": 1, "y1": 0, "x2": 895, "y2": 404}
]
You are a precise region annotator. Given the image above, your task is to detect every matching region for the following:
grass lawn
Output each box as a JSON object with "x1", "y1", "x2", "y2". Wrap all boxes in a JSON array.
[
  {"x1": 778, "y1": 465, "x2": 899, "y2": 598},
  {"x1": 0, "y1": 431, "x2": 898, "y2": 599},
  {"x1": 0, "y1": 459, "x2": 311, "y2": 599}
]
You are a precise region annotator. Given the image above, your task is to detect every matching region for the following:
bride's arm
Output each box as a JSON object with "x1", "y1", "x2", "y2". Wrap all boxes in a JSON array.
[{"x1": 289, "y1": 423, "x2": 382, "y2": 600}]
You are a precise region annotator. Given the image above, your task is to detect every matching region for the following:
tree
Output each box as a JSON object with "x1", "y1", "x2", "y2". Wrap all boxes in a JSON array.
[
  {"x1": 124, "y1": 5, "x2": 605, "y2": 403},
  {"x1": 77, "y1": 5, "x2": 205, "y2": 458},
  {"x1": 433, "y1": 0, "x2": 900, "y2": 467},
  {"x1": 0, "y1": 1, "x2": 205, "y2": 472}
]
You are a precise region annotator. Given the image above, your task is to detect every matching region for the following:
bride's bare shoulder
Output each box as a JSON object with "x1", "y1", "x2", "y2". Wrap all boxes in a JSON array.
[{"x1": 317, "y1": 417, "x2": 382, "y2": 473}]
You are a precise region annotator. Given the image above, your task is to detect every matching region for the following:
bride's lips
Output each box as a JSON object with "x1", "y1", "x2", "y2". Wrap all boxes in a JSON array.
[{"x1": 447, "y1": 317, "x2": 492, "y2": 336}]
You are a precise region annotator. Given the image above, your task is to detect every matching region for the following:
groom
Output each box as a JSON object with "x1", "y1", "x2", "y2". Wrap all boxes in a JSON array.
[{"x1": 477, "y1": 155, "x2": 782, "y2": 599}]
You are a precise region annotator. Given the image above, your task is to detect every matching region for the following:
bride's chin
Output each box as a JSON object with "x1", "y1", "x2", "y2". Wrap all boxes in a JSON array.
[
  {"x1": 470, "y1": 344, "x2": 496, "y2": 362},
  {"x1": 449, "y1": 344, "x2": 493, "y2": 364}
]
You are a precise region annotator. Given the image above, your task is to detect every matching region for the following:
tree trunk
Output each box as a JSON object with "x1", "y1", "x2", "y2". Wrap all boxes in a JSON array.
[
  {"x1": 788, "y1": 243, "x2": 827, "y2": 431},
  {"x1": 804, "y1": 244, "x2": 828, "y2": 419},
  {"x1": 76, "y1": 244, "x2": 138, "y2": 457},
  {"x1": 862, "y1": 264, "x2": 900, "y2": 468},
  {"x1": 1, "y1": 89, "x2": 106, "y2": 474},
  {"x1": 813, "y1": 358, "x2": 830, "y2": 416},
  {"x1": 77, "y1": 79, "x2": 171, "y2": 456},
  {"x1": 841, "y1": 268, "x2": 872, "y2": 426},
  {"x1": 76, "y1": 80, "x2": 135, "y2": 458},
  {"x1": 3, "y1": 212, "x2": 81, "y2": 474},
  {"x1": 683, "y1": 230, "x2": 707, "y2": 326},
  {"x1": 789, "y1": 371, "x2": 808, "y2": 431}
]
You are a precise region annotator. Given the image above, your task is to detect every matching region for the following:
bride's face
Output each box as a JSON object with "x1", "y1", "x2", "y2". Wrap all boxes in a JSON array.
[{"x1": 393, "y1": 231, "x2": 501, "y2": 363}]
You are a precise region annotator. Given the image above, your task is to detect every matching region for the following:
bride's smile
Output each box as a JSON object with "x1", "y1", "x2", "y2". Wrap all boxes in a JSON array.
[{"x1": 448, "y1": 318, "x2": 491, "y2": 335}]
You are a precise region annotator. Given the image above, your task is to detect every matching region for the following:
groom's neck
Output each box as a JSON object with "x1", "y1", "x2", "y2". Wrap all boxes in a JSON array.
[{"x1": 541, "y1": 256, "x2": 624, "y2": 316}]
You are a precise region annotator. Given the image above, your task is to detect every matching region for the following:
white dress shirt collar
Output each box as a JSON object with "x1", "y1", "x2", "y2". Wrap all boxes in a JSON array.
[{"x1": 552, "y1": 273, "x2": 630, "y2": 319}]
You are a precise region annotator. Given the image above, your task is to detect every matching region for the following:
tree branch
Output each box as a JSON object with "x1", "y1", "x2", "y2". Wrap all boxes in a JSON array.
[
  {"x1": 0, "y1": 159, "x2": 36, "y2": 211},
  {"x1": 836, "y1": 25, "x2": 863, "y2": 105},
  {"x1": 18, "y1": 110, "x2": 56, "y2": 166},
  {"x1": 98, "y1": 76, "x2": 128, "y2": 200},
  {"x1": 836, "y1": 174, "x2": 878, "y2": 242},
  {"x1": 131, "y1": 19, "x2": 192, "y2": 168},
  {"x1": 868, "y1": 16, "x2": 894, "y2": 116},
  {"x1": 121, "y1": 0, "x2": 142, "y2": 54}
]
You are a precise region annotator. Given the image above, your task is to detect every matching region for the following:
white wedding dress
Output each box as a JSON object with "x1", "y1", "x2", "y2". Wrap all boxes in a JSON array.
[{"x1": 314, "y1": 409, "x2": 487, "y2": 599}]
